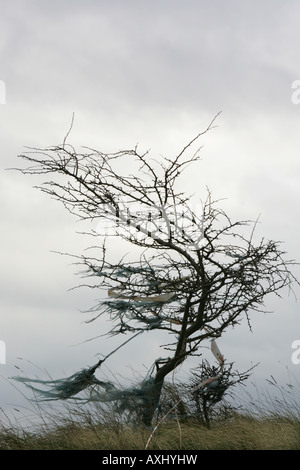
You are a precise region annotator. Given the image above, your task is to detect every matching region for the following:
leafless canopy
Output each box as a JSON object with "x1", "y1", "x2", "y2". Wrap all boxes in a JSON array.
[{"x1": 14, "y1": 114, "x2": 299, "y2": 425}]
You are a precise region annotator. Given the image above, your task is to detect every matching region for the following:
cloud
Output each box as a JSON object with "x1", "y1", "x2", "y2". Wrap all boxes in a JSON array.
[{"x1": 1, "y1": 0, "x2": 300, "y2": 421}]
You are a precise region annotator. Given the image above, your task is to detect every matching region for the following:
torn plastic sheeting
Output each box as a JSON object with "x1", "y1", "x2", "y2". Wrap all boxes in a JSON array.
[
  {"x1": 211, "y1": 339, "x2": 224, "y2": 367},
  {"x1": 102, "y1": 299, "x2": 135, "y2": 313},
  {"x1": 87, "y1": 377, "x2": 163, "y2": 406},
  {"x1": 107, "y1": 273, "x2": 192, "y2": 303},
  {"x1": 105, "y1": 294, "x2": 181, "y2": 326},
  {"x1": 12, "y1": 370, "x2": 164, "y2": 425},
  {"x1": 108, "y1": 290, "x2": 176, "y2": 303},
  {"x1": 192, "y1": 375, "x2": 221, "y2": 392},
  {"x1": 225, "y1": 251, "x2": 246, "y2": 260},
  {"x1": 87, "y1": 376, "x2": 164, "y2": 426},
  {"x1": 11, "y1": 331, "x2": 146, "y2": 402},
  {"x1": 12, "y1": 364, "x2": 103, "y2": 401},
  {"x1": 189, "y1": 333, "x2": 225, "y2": 393}
]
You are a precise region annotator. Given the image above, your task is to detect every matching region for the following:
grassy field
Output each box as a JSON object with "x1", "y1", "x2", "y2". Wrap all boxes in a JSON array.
[
  {"x1": 1, "y1": 409, "x2": 300, "y2": 450},
  {"x1": 1, "y1": 375, "x2": 300, "y2": 450}
]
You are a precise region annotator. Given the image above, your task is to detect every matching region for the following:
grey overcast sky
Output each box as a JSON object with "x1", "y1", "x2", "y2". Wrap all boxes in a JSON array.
[{"x1": 1, "y1": 0, "x2": 300, "y2": 424}]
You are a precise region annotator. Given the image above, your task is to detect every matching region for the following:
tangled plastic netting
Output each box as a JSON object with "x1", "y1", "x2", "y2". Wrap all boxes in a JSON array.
[
  {"x1": 13, "y1": 356, "x2": 164, "y2": 425},
  {"x1": 12, "y1": 278, "x2": 226, "y2": 426}
]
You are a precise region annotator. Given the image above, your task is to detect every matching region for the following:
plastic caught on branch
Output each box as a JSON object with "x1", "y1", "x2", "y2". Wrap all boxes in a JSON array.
[
  {"x1": 145, "y1": 335, "x2": 226, "y2": 448},
  {"x1": 211, "y1": 339, "x2": 224, "y2": 369},
  {"x1": 85, "y1": 376, "x2": 164, "y2": 426},
  {"x1": 108, "y1": 288, "x2": 176, "y2": 304},
  {"x1": 107, "y1": 272, "x2": 191, "y2": 304},
  {"x1": 106, "y1": 289, "x2": 180, "y2": 326},
  {"x1": 12, "y1": 362, "x2": 104, "y2": 400},
  {"x1": 192, "y1": 375, "x2": 221, "y2": 391},
  {"x1": 11, "y1": 330, "x2": 144, "y2": 401}
]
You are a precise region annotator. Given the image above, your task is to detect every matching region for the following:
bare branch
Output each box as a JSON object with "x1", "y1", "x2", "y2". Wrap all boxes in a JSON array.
[{"x1": 10, "y1": 114, "x2": 299, "y2": 427}]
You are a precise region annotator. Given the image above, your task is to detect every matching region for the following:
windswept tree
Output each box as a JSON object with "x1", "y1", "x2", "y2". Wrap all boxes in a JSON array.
[{"x1": 13, "y1": 115, "x2": 299, "y2": 427}]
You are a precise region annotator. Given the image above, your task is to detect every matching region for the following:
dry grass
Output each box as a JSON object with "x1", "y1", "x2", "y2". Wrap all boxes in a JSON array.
[
  {"x1": 2, "y1": 374, "x2": 300, "y2": 450},
  {"x1": 1, "y1": 412, "x2": 300, "y2": 450}
]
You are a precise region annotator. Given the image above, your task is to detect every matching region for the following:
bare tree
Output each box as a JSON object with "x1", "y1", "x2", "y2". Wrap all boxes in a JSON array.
[
  {"x1": 157, "y1": 360, "x2": 254, "y2": 430},
  {"x1": 12, "y1": 115, "x2": 299, "y2": 427}
]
